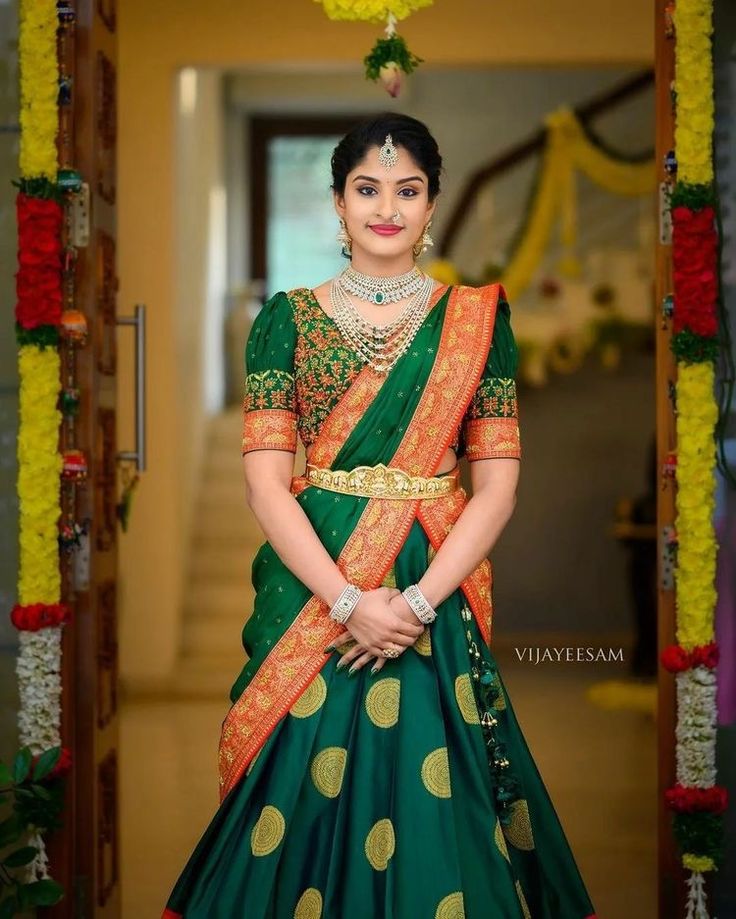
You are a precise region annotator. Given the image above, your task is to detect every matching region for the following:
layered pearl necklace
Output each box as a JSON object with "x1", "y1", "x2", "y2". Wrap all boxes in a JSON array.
[{"x1": 329, "y1": 265, "x2": 436, "y2": 374}]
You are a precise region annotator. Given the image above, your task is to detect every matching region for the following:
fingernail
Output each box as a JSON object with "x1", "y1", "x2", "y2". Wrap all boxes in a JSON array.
[
  {"x1": 348, "y1": 668, "x2": 358, "y2": 677},
  {"x1": 323, "y1": 645, "x2": 335, "y2": 653},
  {"x1": 369, "y1": 667, "x2": 378, "y2": 676},
  {"x1": 336, "y1": 659, "x2": 347, "y2": 670}
]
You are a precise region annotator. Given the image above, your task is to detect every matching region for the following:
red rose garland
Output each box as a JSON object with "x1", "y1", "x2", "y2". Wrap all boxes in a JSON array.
[{"x1": 15, "y1": 192, "x2": 64, "y2": 329}]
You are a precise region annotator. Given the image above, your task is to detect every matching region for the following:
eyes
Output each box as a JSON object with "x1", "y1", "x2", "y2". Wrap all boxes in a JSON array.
[{"x1": 357, "y1": 185, "x2": 419, "y2": 198}]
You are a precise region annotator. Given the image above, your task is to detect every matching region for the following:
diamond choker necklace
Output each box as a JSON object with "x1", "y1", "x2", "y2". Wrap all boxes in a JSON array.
[{"x1": 339, "y1": 263, "x2": 425, "y2": 305}]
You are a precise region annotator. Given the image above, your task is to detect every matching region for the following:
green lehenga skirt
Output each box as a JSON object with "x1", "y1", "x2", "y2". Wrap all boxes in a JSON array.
[{"x1": 162, "y1": 516, "x2": 598, "y2": 919}]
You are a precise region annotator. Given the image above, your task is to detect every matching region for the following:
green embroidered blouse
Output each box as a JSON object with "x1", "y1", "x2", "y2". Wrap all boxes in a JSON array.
[{"x1": 241, "y1": 286, "x2": 521, "y2": 461}]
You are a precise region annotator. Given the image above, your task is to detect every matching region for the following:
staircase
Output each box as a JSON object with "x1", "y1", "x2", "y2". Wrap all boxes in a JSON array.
[{"x1": 171, "y1": 406, "x2": 301, "y2": 697}]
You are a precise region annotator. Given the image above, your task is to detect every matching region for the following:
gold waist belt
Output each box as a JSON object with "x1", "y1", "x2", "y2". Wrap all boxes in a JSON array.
[{"x1": 305, "y1": 462, "x2": 458, "y2": 500}]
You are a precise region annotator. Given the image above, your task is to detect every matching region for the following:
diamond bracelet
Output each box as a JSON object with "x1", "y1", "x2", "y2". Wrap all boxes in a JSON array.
[
  {"x1": 329, "y1": 583, "x2": 363, "y2": 623},
  {"x1": 402, "y1": 584, "x2": 437, "y2": 624}
]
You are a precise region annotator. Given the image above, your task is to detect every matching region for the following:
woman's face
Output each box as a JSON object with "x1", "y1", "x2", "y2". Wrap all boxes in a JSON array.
[{"x1": 334, "y1": 143, "x2": 436, "y2": 262}]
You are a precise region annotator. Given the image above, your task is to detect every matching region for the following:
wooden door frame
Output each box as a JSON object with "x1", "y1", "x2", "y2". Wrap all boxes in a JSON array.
[{"x1": 248, "y1": 114, "x2": 374, "y2": 285}]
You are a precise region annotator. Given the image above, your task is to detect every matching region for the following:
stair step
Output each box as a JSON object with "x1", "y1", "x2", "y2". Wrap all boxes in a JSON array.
[{"x1": 181, "y1": 615, "x2": 253, "y2": 657}]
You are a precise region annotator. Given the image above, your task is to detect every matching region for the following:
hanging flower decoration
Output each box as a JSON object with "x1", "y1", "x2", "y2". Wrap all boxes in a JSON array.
[
  {"x1": 363, "y1": 15, "x2": 425, "y2": 97},
  {"x1": 501, "y1": 107, "x2": 655, "y2": 301},
  {"x1": 659, "y1": 1, "x2": 728, "y2": 915},
  {"x1": 314, "y1": 2, "x2": 432, "y2": 96},
  {"x1": 5, "y1": 0, "x2": 71, "y2": 909}
]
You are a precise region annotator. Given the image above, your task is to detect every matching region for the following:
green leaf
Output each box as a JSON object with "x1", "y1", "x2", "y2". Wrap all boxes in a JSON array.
[
  {"x1": 31, "y1": 747, "x2": 60, "y2": 782},
  {"x1": 12, "y1": 749, "x2": 31, "y2": 785},
  {"x1": 0, "y1": 762, "x2": 12, "y2": 786},
  {"x1": 0, "y1": 814, "x2": 22, "y2": 847},
  {"x1": 2, "y1": 845, "x2": 38, "y2": 868},
  {"x1": 29, "y1": 783, "x2": 52, "y2": 801},
  {"x1": 20, "y1": 879, "x2": 64, "y2": 907}
]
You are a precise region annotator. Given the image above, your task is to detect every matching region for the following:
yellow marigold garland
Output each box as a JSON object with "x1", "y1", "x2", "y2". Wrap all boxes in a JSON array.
[
  {"x1": 501, "y1": 107, "x2": 655, "y2": 301},
  {"x1": 316, "y1": 0, "x2": 432, "y2": 22},
  {"x1": 673, "y1": 0, "x2": 714, "y2": 186},
  {"x1": 17, "y1": 345, "x2": 63, "y2": 605},
  {"x1": 18, "y1": 0, "x2": 58, "y2": 180},
  {"x1": 674, "y1": 361, "x2": 718, "y2": 650}
]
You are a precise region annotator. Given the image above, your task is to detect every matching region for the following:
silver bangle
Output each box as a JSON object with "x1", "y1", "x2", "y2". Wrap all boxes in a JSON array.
[
  {"x1": 402, "y1": 584, "x2": 437, "y2": 624},
  {"x1": 329, "y1": 583, "x2": 362, "y2": 623}
]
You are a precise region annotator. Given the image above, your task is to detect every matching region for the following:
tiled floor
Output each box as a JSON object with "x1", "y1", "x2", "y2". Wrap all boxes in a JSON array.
[{"x1": 121, "y1": 640, "x2": 657, "y2": 918}]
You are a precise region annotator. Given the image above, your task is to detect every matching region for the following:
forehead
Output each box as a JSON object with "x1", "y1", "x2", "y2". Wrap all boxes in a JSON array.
[{"x1": 348, "y1": 143, "x2": 424, "y2": 179}]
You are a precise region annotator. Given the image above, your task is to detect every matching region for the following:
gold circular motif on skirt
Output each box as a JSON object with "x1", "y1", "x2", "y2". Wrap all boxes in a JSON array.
[
  {"x1": 365, "y1": 677, "x2": 401, "y2": 728},
  {"x1": 515, "y1": 880, "x2": 532, "y2": 919},
  {"x1": 310, "y1": 746, "x2": 347, "y2": 798},
  {"x1": 364, "y1": 817, "x2": 395, "y2": 870},
  {"x1": 413, "y1": 627, "x2": 432, "y2": 656},
  {"x1": 493, "y1": 818, "x2": 510, "y2": 862},
  {"x1": 435, "y1": 891, "x2": 465, "y2": 919},
  {"x1": 251, "y1": 804, "x2": 286, "y2": 856},
  {"x1": 290, "y1": 673, "x2": 327, "y2": 718},
  {"x1": 294, "y1": 886, "x2": 323, "y2": 919},
  {"x1": 454, "y1": 673, "x2": 480, "y2": 724},
  {"x1": 502, "y1": 798, "x2": 535, "y2": 850},
  {"x1": 421, "y1": 747, "x2": 452, "y2": 798}
]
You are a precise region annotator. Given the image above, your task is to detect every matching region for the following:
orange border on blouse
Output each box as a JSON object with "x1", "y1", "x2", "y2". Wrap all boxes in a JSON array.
[{"x1": 218, "y1": 283, "x2": 502, "y2": 802}]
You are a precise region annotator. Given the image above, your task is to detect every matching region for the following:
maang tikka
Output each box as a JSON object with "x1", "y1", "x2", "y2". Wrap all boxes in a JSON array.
[{"x1": 378, "y1": 133, "x2": 399, "y2": 169}]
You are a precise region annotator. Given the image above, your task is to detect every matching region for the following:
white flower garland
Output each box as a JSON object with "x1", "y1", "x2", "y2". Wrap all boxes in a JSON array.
[
  {"x1": 15, "y1": 628, "x2": 63, "y2": 753},
  {"x1": 675, "y1": 667, "x2": 717, "y2": 788}
]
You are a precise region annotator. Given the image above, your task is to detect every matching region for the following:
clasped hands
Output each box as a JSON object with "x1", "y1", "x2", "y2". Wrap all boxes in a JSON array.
[{"x1": 325, "y1": 586, "x2": 426, "y2": 676}]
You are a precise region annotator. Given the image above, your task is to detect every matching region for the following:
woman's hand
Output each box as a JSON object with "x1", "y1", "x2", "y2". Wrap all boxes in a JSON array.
[{"x1": 326, "y1": 587, "x2": 424, "y2": 675}]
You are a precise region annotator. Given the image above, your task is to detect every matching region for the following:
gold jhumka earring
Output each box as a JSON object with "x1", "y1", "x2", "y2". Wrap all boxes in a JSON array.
[
  {"x1": 412, "y1": 219, "x2": 434, "y2": 258},
  {"x1": 336, "y1": 217, "x2": 353, "y2": 258}
]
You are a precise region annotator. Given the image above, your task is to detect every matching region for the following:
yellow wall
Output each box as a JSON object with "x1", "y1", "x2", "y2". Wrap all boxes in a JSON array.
[{"x1": 117, "y1": 0, "x2": 653, "y2": 691}]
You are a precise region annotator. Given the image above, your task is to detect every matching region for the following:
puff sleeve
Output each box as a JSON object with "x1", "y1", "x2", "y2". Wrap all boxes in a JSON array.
[
  {"x1": 460, "y1": 295, "x2": 522, "y2": 460},
  {"x1": 241, "y1": 290, "x2": 299, "y2": 456}
]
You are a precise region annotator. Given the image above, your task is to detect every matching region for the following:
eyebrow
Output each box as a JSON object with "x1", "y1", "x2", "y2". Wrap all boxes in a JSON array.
[{"x1": 352, "y1": 174, "x2": 424, "y2": 184}]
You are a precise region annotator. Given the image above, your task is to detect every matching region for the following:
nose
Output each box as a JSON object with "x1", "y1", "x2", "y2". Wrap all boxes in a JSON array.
[{"x1": 377, "y1": 192, "x2": 395, "y2": 219}]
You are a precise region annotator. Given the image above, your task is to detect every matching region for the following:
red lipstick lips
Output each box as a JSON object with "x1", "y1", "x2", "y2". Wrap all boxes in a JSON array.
[{"x1": 370, "y1": 225, "x2": 403, "y2": 235}]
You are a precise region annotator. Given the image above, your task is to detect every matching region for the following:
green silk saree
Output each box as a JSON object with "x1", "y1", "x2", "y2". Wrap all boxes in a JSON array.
[{"x1": 162, "y1": 283, "x2": 597, "y2": 919}]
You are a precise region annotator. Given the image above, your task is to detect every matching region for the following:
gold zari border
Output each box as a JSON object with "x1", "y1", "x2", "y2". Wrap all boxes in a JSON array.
[
  {"x1": 242, "y1": 408, "x2": 298, "y2": 454},
  {"x1": 464, "y1": 416, "x2": 521, "y2": 460}
]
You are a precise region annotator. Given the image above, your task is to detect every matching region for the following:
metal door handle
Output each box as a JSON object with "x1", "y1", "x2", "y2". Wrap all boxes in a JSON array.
[{"x1": 116, "y1": 304, "x2": 146, "y2": 471}]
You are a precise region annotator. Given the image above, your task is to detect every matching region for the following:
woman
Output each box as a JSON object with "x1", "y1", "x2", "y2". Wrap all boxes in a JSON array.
[{"x1": 163, "y1": 113, "x2": 597, "y2": 919}]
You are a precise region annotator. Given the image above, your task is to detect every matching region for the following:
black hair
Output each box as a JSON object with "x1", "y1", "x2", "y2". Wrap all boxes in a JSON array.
[{"x1": 330, "y1": 112, "x2": 444, "y2": 202}]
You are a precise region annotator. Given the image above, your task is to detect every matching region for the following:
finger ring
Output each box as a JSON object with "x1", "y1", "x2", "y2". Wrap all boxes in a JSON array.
[{"x1": 381, "y1": 646, "x2": 400, "y2": 658}]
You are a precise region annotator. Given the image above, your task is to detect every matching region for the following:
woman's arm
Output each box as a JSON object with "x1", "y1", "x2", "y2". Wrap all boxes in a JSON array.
[
  {"x1": 243, "y1": 449, "x2": 424, "y2": 656},
  {"x1": 243, "y1": 449, "x2": 350, "y2": 609},
  {"x1": 415, "y1": 456, "x2": 520, "y2": 608}
]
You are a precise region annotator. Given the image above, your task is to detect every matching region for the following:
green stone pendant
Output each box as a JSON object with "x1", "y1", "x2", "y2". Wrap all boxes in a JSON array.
[{"x1": 373, "y1": 291, "x2": 384, "y2": 304}]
